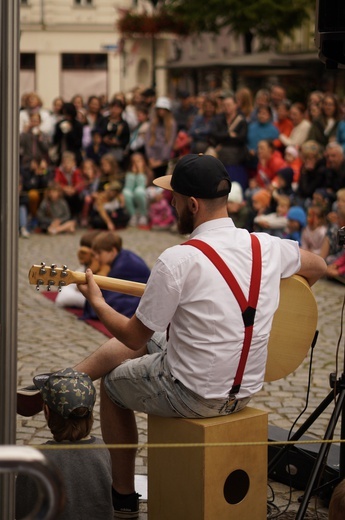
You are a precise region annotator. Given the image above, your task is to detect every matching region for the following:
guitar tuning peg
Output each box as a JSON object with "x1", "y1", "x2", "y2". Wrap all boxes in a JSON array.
[
  {"x1": 39, "y1": 263, "x2": 46, "y2": 275},
  {"x1": 58, "y1": 281, "x2": 66, "y2": 292},
  {"x1": 61, "y1": 265, "x2": 68, "y2": 278},
  {"x1": 35, "y1": 279, "x2": 44, "y2": 291},
  {"x1": 47, "y1": 280, "x2": 55, "y2": 291},
  {"x1": 50, "y1": 264, "x2": 57, "y2": 276}
]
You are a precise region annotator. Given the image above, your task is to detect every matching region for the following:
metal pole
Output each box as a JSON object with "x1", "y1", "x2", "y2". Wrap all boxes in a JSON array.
[{"x1": 0, "y1": 0, "x2": 20, "y2": 518}]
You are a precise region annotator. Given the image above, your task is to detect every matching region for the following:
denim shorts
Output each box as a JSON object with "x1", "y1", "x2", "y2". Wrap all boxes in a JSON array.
[{"x1": 103, "y1": 332, "x2": 251, "y2": 418}]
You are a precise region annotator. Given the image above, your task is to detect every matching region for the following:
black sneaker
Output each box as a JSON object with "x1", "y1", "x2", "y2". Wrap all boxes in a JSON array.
[{"x1": 112, "y1": 488, "x2": 140, "y2": 519}]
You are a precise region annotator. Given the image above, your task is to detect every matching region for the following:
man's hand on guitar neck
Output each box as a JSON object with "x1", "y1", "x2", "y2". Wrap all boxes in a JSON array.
[{"x1": 78, "y1": 268, "x2": 105, "y2": 308}]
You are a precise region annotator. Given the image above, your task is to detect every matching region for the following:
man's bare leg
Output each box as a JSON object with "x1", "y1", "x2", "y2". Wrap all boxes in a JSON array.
[
  {"x1": 74, "y1": 336, "x2": 147, "y2": 381},
  {"x1": 100, "y1": 379, "x2": 137, "y2": 494}
]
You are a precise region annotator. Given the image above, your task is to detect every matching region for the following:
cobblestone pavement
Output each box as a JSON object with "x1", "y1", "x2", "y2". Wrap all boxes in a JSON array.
[{"x1": 16, "y1": 227, "x2": 345, "y2": 518}]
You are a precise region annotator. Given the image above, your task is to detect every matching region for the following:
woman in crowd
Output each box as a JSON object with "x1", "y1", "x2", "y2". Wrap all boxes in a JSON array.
[
  {"x1": 250, "y1": 139, "x2": 286, "y2": 189},
  {"x1": 296, "y1": 140, "x2": 327, "y2": 206},
  {"x1": 308, "y1": 92, "x2": 341, "y2": 147},
  {"x1": 123, "y1": 152, "x2": 150, "y2": 227},
  {"x1": 145, "y1": 96, "x2": 177, "y2": 179},
  {"x1": 209, "y1": 94, "x2": 249, "y2": 190},
  {"x1": 19, "y1": 112, "x2": 51, "y2": 169},
  {"x1": 278, "y1": 102, "x2": 311, "y2": 149},
  {"x1": 19, "y1": 91, "x2": 54, "y2": 136},
  {"x1": 247, "y1": 105, "x2": 279, "y2": 166},
  {"x1": 188, "y1": 96, "x2": 217, "y2": 154},
  {"x1": 71, "y1": 93, "x2": 87, "y2": 123},
  {"x1": 273, "y1": 100, "x2": 293, "y2": 154},
  {"x1": 97, "y1": 98, "x2": 130, "y2": 167},
  {"x1": 235, "y1": 87, "x2": 254, "y2": 122},
  {"x1": 85, "y1": 95, "x2": 104, "y2": 131},
  {"x1": 52, "y1": 102, "x2": 84, "y2": 166}
]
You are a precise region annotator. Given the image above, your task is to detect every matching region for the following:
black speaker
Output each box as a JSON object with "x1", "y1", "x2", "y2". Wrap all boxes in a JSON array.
[
  {"x1": 316, "y1": 0, "x2": 345, "y2": 68},
  {"x1": 268, "y1": 426, "x2": 339, "y2": 503}
]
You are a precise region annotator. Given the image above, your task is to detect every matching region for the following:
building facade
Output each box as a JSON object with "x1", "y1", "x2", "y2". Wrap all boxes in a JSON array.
[
  {"x1": 165, "y1": 14, "x2": 344, "y2": 101},
  {"x1": 20, "y1": 1, "x2": 345, "y2": 109},
  {"x1": 20, "y1": 0, "x2": 169, "y2": 108}
]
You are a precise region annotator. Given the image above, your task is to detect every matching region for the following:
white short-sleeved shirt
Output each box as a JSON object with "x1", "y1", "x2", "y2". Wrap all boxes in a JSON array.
[{"x1": 136, "y1": 218, "x2": 300, "y2": 399}]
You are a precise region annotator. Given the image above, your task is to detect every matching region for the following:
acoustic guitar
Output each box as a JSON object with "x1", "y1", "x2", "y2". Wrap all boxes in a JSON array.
[{"x1": 28, "y1": 264, "x2": 318, "y2": 383}]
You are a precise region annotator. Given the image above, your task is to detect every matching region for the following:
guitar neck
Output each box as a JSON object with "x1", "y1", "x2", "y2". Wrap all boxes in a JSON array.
[{"x1": 72, "y1": 271, "x2": 146, "y2": 298}]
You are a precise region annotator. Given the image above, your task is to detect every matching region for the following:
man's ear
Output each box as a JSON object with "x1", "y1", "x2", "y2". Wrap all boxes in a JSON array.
[{"x1": 188, "y1": 196, "x2": 199, "y2": 214}]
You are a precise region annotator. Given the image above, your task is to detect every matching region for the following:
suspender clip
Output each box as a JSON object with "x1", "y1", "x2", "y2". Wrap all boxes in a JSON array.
[{"x1": 242, "y1": 306, "x2": 256, "y2": 328}]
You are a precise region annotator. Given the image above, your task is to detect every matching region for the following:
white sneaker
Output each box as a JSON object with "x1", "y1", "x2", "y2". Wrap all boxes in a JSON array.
[
  {"x1": 138, "y1": 216, "x2": 148, "y2": 226},
  {"x1": 129, "y1": 215, "x2": 137, "y2": 227},
  {"x1": 20, "y1": 227, "x2": 30, "y2": 238}
]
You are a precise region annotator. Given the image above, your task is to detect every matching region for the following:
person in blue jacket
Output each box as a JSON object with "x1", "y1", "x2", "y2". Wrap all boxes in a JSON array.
[
  {"x1": 247, "y1": 106, "x2": 279, "y2": 170},
  {"x1": 82, "y1": 231, "x2": 150, "y2": 320},
  {"x1": 285, "y1": 206, "x2": 307, "y2": 246}
]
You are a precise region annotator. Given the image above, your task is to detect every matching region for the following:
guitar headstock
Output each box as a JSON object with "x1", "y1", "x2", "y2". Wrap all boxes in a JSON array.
[{"x1": 28, "y1": 263, "x2": 76, "y2": 292}]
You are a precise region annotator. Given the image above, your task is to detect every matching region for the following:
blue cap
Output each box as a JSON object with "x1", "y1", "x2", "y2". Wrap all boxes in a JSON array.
[{"x1": 287, "y1": 206, "x2": 307, "y2": 227}]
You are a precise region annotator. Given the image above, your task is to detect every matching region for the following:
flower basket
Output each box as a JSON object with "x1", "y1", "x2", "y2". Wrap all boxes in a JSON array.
[{"x1": 117, "y1": 10, "x2": 189, "y2": 36}]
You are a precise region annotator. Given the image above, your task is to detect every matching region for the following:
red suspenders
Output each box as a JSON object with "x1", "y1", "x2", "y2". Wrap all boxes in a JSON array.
[{"x1": 182, "y1": 234, "x2": 262, "y2": 396}]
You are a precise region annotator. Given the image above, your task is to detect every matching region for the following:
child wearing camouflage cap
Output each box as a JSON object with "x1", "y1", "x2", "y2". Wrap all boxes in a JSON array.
[{"x1": 16, "y1": 368, "x2": 113, "y2": 519}]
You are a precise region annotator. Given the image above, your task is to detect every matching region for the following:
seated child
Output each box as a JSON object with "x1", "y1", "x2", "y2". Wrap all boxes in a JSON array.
[
  {"x1": 36, "y1": 182, "x2": 76, "y2": 235},
  {"x1": 89, "y1": 180, "x2": 130, "y2": 230},
  {"x1": 251, "y1": 189, "x2": 272, "y2": 231},
  {"x1": 55, "y1": 230, "x2": 109, "y2": 308},
  {"x1": 54, "y1": 151, "x2": 84, "y2": 218},
  {"x1": 285, "y1": 206, "x2": 307, "y2": 245},
  {"x1": 301, "y1": 205, "x2": 327, "y2": 254},
  {"x1": 79, "y1": 158, "x2": 100, "y2": 227},
  {"x1": 16, "y1": 368, "x2": 113, "y2": 520},
  {"x1": 311, "y1": 188, "x2": 333, "y2": 215},
  {"x1": 283, "y1": 145, "x2": 302, "y2": 185},
  {"x1": 271, "y1": 166, "x2": 295, "y2": 198},
  {"x1": 85, "y1": 128, "x2": 108, "y2": 166},
  {"x1": 254, "y1": 194, "x2": 290, "y2": 238},
  {"x1": 226, "y1": 181, "x2": 251, "y2": 229},
  {"x1": 82, "y1": 231, "x2": 150, "y2": 320},
  {"x1": 123, "y1": 152, "x2": 149, "y2": 227},
  {"x1": 147, "y1": 187, "x2": 176, "y2": 230}
]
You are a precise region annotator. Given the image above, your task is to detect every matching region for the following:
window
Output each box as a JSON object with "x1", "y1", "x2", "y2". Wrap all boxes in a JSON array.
[
  {"x1": 62, "y1": 54, "x2": 107, "y2": 70},
  {"x1": 20, "y1": 53, "x2": 36, "y2": 70},
  {"x1": 74, "y1": 0, "x2": 93, "y2": 6},
  {"x1": 208, "y1": 35, "x2": 217, "y2": 57}
]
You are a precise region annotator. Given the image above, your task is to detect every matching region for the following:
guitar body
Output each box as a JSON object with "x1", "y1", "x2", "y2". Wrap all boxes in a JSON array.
[
  {"x1": 28, "y1": 265, "x2": 318, "y2": 382},
  {"x1": 264, "y1": 275, "x2": 318, "y2": 382}
]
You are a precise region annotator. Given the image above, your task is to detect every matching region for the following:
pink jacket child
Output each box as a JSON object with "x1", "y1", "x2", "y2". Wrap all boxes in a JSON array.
[{"x1": 148, "y1": 188, "x2": 175, "y2": 230}]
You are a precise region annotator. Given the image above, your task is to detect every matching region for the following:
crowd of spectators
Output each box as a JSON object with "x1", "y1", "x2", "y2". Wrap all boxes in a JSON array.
[{"x1": 18, "y1": 84, "x2": 345, "y2": 281}]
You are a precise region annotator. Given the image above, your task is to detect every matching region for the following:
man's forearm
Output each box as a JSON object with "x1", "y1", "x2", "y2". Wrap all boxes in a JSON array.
[{"x1": 91, "y1": 298, "x2": 133, "y2": 345}]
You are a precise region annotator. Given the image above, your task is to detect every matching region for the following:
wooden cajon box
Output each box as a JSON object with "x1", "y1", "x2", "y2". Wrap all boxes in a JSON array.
[{"x1": 148, "y1": 407, "x2": 268, "y2": 520}]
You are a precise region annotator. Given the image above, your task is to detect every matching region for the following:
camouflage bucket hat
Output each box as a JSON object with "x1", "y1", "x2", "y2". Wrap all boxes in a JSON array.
[{"x1": 33, "y1": 367, "x2": 96, "y2": 419}]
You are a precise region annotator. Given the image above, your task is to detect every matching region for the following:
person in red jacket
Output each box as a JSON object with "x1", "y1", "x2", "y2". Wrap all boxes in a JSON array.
[
  {"x1": 54, "y1": 150, "x2": 84, "y2": 218},
  {"x1": 250, "y1": 139, "x2": 286, "y2": 189},
  {"x1": 273, "y1": 100, "x2": 293, "y2": 154}
]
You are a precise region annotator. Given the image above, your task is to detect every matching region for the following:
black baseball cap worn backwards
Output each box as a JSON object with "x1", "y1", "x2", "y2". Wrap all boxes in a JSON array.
[{"x1": 153, "y1": 154, "x2": 231, "y2": 199}]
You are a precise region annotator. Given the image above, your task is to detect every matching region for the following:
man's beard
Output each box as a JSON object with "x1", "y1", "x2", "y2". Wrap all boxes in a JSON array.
[{"x1": 177, "y1": 206, "x2": 194, "y2": 235}]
